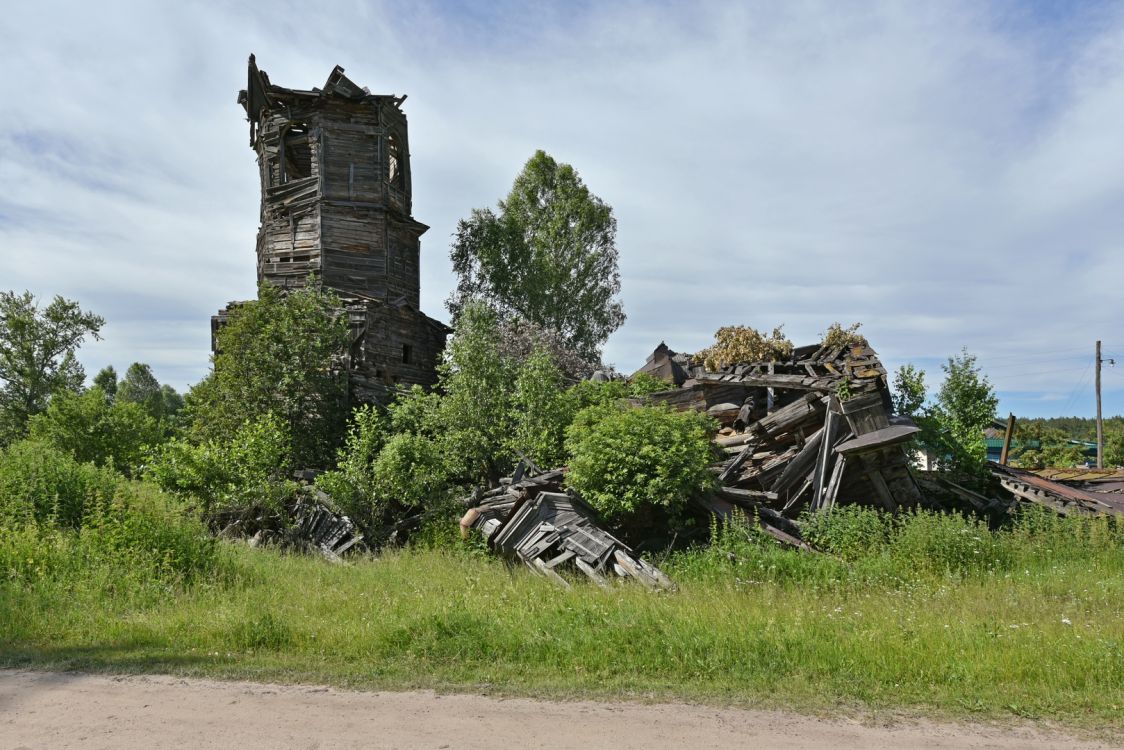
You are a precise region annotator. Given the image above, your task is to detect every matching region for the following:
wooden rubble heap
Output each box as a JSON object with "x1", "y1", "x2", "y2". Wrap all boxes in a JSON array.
[
  {"x1": 639, "y1": 338, "x2": 1124, "y2": 530},
  {"x1": 460, "y1": 465, "x2": 675, "y2": 590},
  {"x1": 284, "y1": 494, "x2": 364, "y2": 560},
  {"x1": 216, "y1": 483, "x2": 363, "y2": 562},
  {"x1": 636, "y1": 339, "x2": 927, "y2": 545},
  {"x1": 986, "y1": 462, "x2": 1124, "y2": 517}
]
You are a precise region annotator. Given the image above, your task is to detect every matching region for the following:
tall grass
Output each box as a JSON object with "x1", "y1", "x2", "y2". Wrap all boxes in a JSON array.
[
  {"x1": 0, "y1": 439, "x2": 236, "y2": 614},
  {"x1": 2, "y1": 503, "x2": 1122, "y2": 727}
]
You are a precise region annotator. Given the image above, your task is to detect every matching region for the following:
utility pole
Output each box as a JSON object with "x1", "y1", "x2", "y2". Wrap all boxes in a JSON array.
[
  {"x1": 1097, "y1": 340, "x2": 1104, "y2": 469},
  {"x1": 1095, "y1": 341, "x2": 1116, "y2": 469}
]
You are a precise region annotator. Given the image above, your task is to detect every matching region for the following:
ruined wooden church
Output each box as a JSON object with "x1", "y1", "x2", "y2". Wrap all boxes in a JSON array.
[{"x1": 214, "y1": 56, "x2": 449, "y2": 401}]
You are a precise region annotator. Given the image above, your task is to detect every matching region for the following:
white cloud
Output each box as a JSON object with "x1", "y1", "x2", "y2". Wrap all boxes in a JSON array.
[{"x1": 1, "y1": 0, "x2": 1122, "y2": 416}]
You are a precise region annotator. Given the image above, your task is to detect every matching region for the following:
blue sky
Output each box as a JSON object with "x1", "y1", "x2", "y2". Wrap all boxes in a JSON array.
[{"x1": 2, "y1": 0, "x2": 1123, "y2": 418}]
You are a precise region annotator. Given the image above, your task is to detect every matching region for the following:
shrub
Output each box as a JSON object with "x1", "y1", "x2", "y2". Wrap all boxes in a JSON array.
[
  {"x1": 372, "y1": 433, "x2": 448, "y2": 510},
  {"x1": 819, "y1": 321, "x2": 866, "y2": 348},
  {"x1": 314, "y1": 405, "x2": 389, "y2": 530},
  {"x1": 693, "y1": 325, "x2": 793, "y2": 370},
  {"x1": 0, "y1": 438, "x2": 119, "y2": 529},
  {"x1": 801, "y1": 505, "x2": 894, "y2": 562},
  {"x1": 147, "y1": 414, "x2": 296, "y2": 521},
  {"x1": 79, "y1": 481, "x2": 224, "y2": 584},
  {"x1": 510, "y1": 347, "x2": 573, "y2": 468},
  {"x1": 564, "y1": 403, "x2": 716, "y2": 523},
  {"x1": 0, "y1": 450, "x2": 224, "y2": 587},
  {"x1": 28, "y1": 387, "x2": 166, "y2": 476},
  {"x1": 316, "y1": 409, "x2": 449, "y2": 542},
  {"x1": 387, "y1": 386, "x2": 441, "y2": 438}
]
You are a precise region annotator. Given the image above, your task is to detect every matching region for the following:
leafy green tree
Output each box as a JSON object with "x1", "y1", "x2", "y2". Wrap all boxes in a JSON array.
[
  {"x1": 187, "y1": 282, "x2": 349, "y2": 468},
  {"x1": 892, "y1": 364, "x2": 927, "y2": 418},
  {"x1": 93, "y1": 365, "x2": 118, "y2": 402},
  {"x1": 27, "y1": 387, "x2": 164, "y2": 476},
  {"x1": 0, "y1": 291, "x2": 104, "y2": 444},
  {"x1": 435, "y1": 304, "x2": 516, "y2": 485},
  {"x1": 1105, "y1": 427, "x2": 1124, "y2": 468},
  {"x1": 1011, "y1": 423, "x2": 1087, "y2": 468},
  {"x1": 160, "y1": 384, "x2": 185, "y2": 420},
  {"x1": 931, "y1": 349, "x2": 998, "y2": 470},
  {"x1": 447, "y1": 150, "x2": 625, "y2": 361},
  {"x1": 510, "y1": 347, "x2": 573, "y2": 468},
  {"x1": 118, "y1": 362, "x2": 165, "y2": 418}
]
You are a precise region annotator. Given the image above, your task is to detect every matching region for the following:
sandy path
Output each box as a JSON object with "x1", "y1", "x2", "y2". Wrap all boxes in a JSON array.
[{"x1": 0, "y1": 669, "x2": 1117, "y2": 749}]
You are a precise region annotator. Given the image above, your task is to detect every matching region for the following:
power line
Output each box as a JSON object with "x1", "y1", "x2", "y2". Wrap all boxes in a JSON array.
[
  {"x1": 987, "y1": 366, "x2": 1087, "y2": 378},
  {"x1": 1061, "y1": 360, "x2": 1093, "y2": 415},
  {"x1": 973, "y1": 346, "x2": 1093, "y2": 362},
  {"x1": 977, "y1": 356, "x2": 1090, "y2": 374}
]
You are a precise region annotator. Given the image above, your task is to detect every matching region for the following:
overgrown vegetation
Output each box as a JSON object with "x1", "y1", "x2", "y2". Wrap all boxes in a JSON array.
[
  {"x1": 818, "y1": 321, "x2": 867, "y2": 349},
  {"x1": 309, "y1": 303, "x2": 710, "y2": 546},
  {"x1": 4, "y1": 276, "x2": 1119, "y2": 729},
  {"x1": 893, "y1": 349, "x2": 999, "y2": 475},
  {"x1": 566, "y1": 403, "x2": 716, "y2": 525},
  {"x1": 0, "y1": 437, "x2": 229, "y2": 590},
  {"x1": 187, "y1": 280, "x2": 349, "y2": 469},
  {"x1": 2, "y1": 505, "x2": 1122, "y2": 728},
  {"x1": 693, "y1": 324, "x2": 793, "y2": 370}
]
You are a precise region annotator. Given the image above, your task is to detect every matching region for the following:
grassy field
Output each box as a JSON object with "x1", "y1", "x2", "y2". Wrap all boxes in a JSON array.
[{"x1": 2, "y1": 506, "x2": 1123, "y2": 728}]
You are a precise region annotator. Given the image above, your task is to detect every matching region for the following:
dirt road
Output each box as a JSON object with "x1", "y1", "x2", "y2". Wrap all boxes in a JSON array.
[{"x1": 0, "y1": 669, "x2": 1116, "y2": 749}]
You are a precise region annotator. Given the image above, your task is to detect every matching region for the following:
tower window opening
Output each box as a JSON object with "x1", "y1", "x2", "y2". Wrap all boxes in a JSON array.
[
  {"x1": 402, "y1": 344, "x2": 412, "y2": 364},
  {"x1": 282, "y1": 127, "x2": 312, "y2": 181},
  {"x1": 387, "y1": 133, "x2": 404, "y2": 189}
]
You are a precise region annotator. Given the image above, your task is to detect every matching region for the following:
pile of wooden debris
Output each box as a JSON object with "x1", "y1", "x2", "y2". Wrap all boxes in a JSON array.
[
  {"x1": 638, "y1": 339, "x2": 926, "y2": 541},
  {"x1": 214, "y1": 482, "x2": 363, "y2": 561},
  {"x1": 459, "y1": 338, "x2": 921, "y2": 583},
  {"x1": 460, "y1": 464, "x2": 674, "y2": 590}
]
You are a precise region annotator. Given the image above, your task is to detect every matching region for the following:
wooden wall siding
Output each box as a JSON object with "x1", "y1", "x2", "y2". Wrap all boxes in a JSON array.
[
  {"x1": 216, "y1": 57, "x2": 448, "y2": 404},
  {"x1": 345, "y1": 300, "x2": 448, "y2": 394},
  {"x1": 320, "y1": 205, "x2": 387, "y2": 298},
  {"x1": 386, "y1": 224, "x2": 421, "y2": 308}
]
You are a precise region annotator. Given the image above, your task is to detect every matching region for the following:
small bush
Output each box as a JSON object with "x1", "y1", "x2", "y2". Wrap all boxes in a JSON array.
[
  {"x1": 147, "y1": 414, "x2": 296, "y2": 520},
  {"x1": 565, "y1": 403, "x2": 716, "y2": 523},
  {"x1": 693, "y1": 325, "x2": 793, "y2": 370},
  {"x1": 802, "y1": 506, "x2": 894, "y2": 561},
  {"x1": 0, "y1": 438, "x2": 119, "y2": 529},
  {"x1": 316, "y1": 410, "x2": 450, "y2": 544},
  {"x1": 27, "y1": 387, "x2": 166, "y2": 476},
  {"x1": 372, "y1": 433, "x2": 448, "y2": 509},
  {"x1": 819, "y1": 321, "x2": 866, "y2": 349}
]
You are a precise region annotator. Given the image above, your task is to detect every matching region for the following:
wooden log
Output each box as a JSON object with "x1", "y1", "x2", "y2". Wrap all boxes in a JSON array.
[
  {"x1": 532, "y1": 557, "x2": 571, "y2": 588},
  {"x1": 769, "y1": 427, "x2": 824, "y2": 495},
  {"x1": 716, "y1": 486, "x2": 779, "y2": 504},
  {"x1": 810, "y1": 407, "x2": 839, "y2": 510},
  {"x1": 821, "y1": 455, "x2": 847, "y2": 512},
  {"x1": 613, "y1": 550, "x2": 660, "y2": 589},
  {"x1": 575, "y1": 557, "x2": 609, "y2": 589}
]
